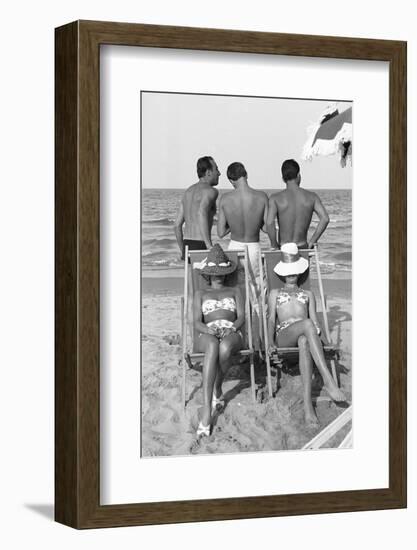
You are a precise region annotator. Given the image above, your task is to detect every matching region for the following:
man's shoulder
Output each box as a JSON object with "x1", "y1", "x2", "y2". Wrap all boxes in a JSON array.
[
  {"x1": 300, "y1": 188, "x2": 317, "y2": 200},
  {"x1": 186, "y1": 183, "x2": 218, "y2": 201},
  {"x1": 219, "y1": 190, "x2": 233, "y2": 203},
  {"x1": 184, "y1": 182, "x2": 198, "y2": 197},
  {"x1": 203, "y1": 185, "x2": 218, "y2": 199},
  {"x1": 251, "y1": 188, "x2": 269, "y2": 202},
  {"x1": 270, "y1": 190, "x2": 287, "y2": 203}
]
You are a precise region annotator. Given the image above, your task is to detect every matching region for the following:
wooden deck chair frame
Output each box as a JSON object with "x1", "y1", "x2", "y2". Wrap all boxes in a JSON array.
[
  {"x1": 181, "y1": 245, "x2": 258, "y2": 408},
  {"x1": 258, "y1": 244, "x2": 339, "y2": 394},
  {"x1": 302, "y1": 405, "x2": 352, "y2": 450}
]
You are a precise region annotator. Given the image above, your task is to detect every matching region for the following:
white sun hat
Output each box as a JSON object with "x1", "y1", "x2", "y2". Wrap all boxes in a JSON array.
[{"x1": 273, "y1": 243, "x2": 309, "y2": 276}]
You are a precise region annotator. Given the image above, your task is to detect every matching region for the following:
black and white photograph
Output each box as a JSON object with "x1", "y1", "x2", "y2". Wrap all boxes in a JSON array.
[
  {"x1": 2, "y1": 0, "x2": 409, "y2": 542},
  {"x1": 141, "y1": 91, "x2": 352, "y2": 457}
]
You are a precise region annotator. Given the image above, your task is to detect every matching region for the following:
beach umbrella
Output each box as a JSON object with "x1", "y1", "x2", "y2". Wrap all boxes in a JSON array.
[{"x1": 302, "y1": 105, "x2": 352, "y2": 167}]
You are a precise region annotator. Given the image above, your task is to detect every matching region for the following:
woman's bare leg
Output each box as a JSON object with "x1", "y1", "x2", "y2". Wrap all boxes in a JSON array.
[
  {"x1": 215, "y1": 333, "x2": 243, "y2": 398},
  {"x1": 278, "y1": 319, "x2": 345, "y2": 401},
  {"x1": 195, "y1": 334, "x2": 220, "y2": 425},
  {"x1": 297, "y1": 335, "x2": 319, "y2": 426}
]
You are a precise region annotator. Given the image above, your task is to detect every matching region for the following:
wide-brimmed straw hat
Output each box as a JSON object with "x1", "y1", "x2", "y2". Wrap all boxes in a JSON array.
[
  {"x1": 274, "y1": 243, "x2": 309, "y2": 276},
  {"x1": 194, "y1": 243, "x2": 237, "y2": 276}
]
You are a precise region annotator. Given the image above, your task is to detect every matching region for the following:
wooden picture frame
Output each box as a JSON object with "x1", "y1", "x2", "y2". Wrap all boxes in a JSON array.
[{"x1": 55, "y1": 20, "x2": 407, "y2": 528}]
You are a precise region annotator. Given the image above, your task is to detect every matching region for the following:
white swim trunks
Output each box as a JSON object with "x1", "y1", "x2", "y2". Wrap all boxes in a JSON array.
[{"x1": 228, "y1": 240, "x2": 262, "y2": 313}]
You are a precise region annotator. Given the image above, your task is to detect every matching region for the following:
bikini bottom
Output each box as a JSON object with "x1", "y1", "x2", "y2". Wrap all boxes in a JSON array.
[
  {"x1": 275, "y1": 317, "x2": 321, "y2": 336},
  {"x1": 202, "y1": 319, "x2": 242, "y2": 340},
  {"x1": 275, "y1": 317, "x2": 304, "y2": 334}
]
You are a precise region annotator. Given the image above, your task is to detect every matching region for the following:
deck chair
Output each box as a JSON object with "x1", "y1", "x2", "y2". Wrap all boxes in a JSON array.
[
  {"x1": 181, "y1": 245, "x2": 257, "y2": 408},
  {"x1": 258, "y1": 244, "x2": 339, "y2": 395},
  {"x1": 302, "y1": 406, "x2": 352, "y2": 449}
]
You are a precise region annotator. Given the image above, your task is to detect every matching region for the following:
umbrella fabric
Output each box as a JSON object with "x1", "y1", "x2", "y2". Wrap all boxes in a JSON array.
[
  {"x1": 302, "y1": 105, "x2": 352, "y2": 167},
  {"x1": 312, "y1": 107, "x2": 352, "y2": 144}
]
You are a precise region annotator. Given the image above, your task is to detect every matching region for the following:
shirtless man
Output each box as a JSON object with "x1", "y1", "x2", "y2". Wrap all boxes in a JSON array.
[
  {"x1": 266, "y1": 159, "x2": 329, "y2": 250},
  {"x1": 217, "y1": 162, "x2": 268, "y2": 295},
  {"x1": 174, "y1": 156, "x2": 220, "y2": 259}
]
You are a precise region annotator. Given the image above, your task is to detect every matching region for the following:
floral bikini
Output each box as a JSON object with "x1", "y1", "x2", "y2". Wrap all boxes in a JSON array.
[
  {"x1": 275, "y1": 288, "x2": 309, "y2": 334},
  {"x1": 201, "y1": 297, "x2": 241, "y2": 339}
]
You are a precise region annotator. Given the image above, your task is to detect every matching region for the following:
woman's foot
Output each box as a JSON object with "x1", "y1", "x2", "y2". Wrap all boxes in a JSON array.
[
  {"x1": 197, "y1": 421, "x2": 211, "y2": 437},
  {"x1": 304, "y1": 408, "x2": 320, "y2": 428},
  {"x1": 324, "y1": 384, "x2": 346, "y2": 402},
  {"x1": 198, "y1": 405, "x2": 212, "y2": 430}
]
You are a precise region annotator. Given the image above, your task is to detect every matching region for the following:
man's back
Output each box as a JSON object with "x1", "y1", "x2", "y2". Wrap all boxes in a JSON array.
[
  {"x1": 271, "y1": 187, "x2": 317, "y2": 247},
  {"x1": 220, "y1": 187, "x2": 268, "y2": 242},
  {"x1": 182, "y1": 182, "x2": 217, "y2": 240},
  {"x1": 267, "y1": 159, "x2": 329, "y2": 249}
]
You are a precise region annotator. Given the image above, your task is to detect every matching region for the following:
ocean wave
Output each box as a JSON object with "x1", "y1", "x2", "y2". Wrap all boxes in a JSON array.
[
  {"x1": 333, "y1": 251, "x2": 352, "y2": 261},
  {"x1": 310, "y1": 261, "x2": 336, "y2": 275},
  {"x1": 142, "y1": 237, "x2": 177, "y2": 247},
  {"x1": 329, "y1": 215, "x2": 352, "y2": 223},
  {"x1": 142, "y1": 251, "x2": 171, "y2": 259},
  {"x1": 335, "y1": 264, "x2": 352, "y2": 272},
  {"x1": 319, "y1": 241, "x2": 350, "y2": 249},
  {"x1": 143, "y1": 217, "x2": 175, "y2": 226},
  {"x1": 142, "y1": 257, "x2": 183, "y2": 268},
  {"x1": 328, "y1": 224, "x2": 352, "y2": 232}
]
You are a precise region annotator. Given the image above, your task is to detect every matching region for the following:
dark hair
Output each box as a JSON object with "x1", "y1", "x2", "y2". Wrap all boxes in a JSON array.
[
  {"x1": 201, "y1": 272, "x2": 234, "y2": 286},
  {"x1": 197, "y1": 156, "x2": 214, "y2": 178},
  {"x1": 277, "y1": 270, "x2": 309, "y2": 286},
  {"x1": 281, "y1": 159, "x2": 300, "y2": 182},
  {"x1": 227, "y1": 162, "x2": 247, "y2": 182},
  {"x1": 201, "y1": 273, "x2": 228, "y2": 286}
]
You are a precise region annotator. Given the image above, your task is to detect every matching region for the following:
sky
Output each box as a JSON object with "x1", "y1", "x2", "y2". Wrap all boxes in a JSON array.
[{"x1": 141, "y1": 92, "x2": 352, "y2": 190}]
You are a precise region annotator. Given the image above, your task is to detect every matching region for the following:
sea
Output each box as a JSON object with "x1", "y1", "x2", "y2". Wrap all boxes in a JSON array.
[{"x1": 142, "y1": 189, "x2": 352, "y2": 279}]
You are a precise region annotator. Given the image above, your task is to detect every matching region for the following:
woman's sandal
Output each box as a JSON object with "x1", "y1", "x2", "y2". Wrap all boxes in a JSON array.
[{"x1": 196, "y1": 421, "x2": 211, "y2": 437}]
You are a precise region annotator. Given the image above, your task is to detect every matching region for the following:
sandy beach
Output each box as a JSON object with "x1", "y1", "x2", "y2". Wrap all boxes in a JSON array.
[{"x1": 141, "y1": 272, "x2": 352, "y2": 457}]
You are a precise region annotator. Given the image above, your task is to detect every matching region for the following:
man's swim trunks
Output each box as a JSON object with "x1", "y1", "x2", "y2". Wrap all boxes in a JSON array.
[
  {"x1": 228, "y1": 239, "x2": 261, "y2": 314},
  {"x1": 279, "y1": 242, "x2": 308, "y2": 250},
  {"x1": 183, "y1": 239, "x2": 207, "y2": 262}
]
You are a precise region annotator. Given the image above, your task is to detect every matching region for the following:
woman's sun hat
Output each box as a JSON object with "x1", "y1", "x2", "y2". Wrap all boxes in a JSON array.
[
  {"x1": 194, "y1": 243, "x2": 237, "y2": 276},
  {"x1": 273, "y1": 243, "x2": 309, "y2": 276}
]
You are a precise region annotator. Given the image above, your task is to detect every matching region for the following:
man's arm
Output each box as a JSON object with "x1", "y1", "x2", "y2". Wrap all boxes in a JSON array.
[
  {"x1": 198, "y1": 188, "x2": 218, "y2": 248},
  {"x1": 308, "y1": 194, "x2": 330, "y2": 248},
  {"x1": 260, "y1": 193, "x2": 269, "y2": 234},
  {"x1": 266, "y1": 196, "x2": 279, "y2": 248},
  {"x1": 174, "y1": 199, "x2": 185, "y2": 259},
  {"x1": 217, "y1": 195, "x2": 230, "y2": 238}
]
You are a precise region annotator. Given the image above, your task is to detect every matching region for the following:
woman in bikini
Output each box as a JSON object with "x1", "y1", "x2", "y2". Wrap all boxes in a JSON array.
[
  {"x1": 193, "y1": 244, "x2": 245, "y2": 436},
  {"x1": 267, "y1": 243, "x2": 346, "y2": 426}
]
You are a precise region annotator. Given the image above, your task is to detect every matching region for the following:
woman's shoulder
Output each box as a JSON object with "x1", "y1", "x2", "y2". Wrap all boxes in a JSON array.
[
  {"x1": 195, "y1": 289, "x2": 207, "y2": 300},
  {"x1": 219, "y1": 286, "x2": 240, "y2": 301},
  {"x1": 221, "y1": 284, "x2": 237, "y2": 294},
  {"x1": 269, "y1": 288, "x2": 279, "y2": 298}
]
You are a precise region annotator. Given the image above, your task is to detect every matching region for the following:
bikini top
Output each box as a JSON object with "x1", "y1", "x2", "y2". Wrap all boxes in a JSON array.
[
  {"x1": 202, "y1": 297, "x2": 237, "y2": 315},
  {"x1": 275, "y1": 288, "x2": 309, "y2": 309}
]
